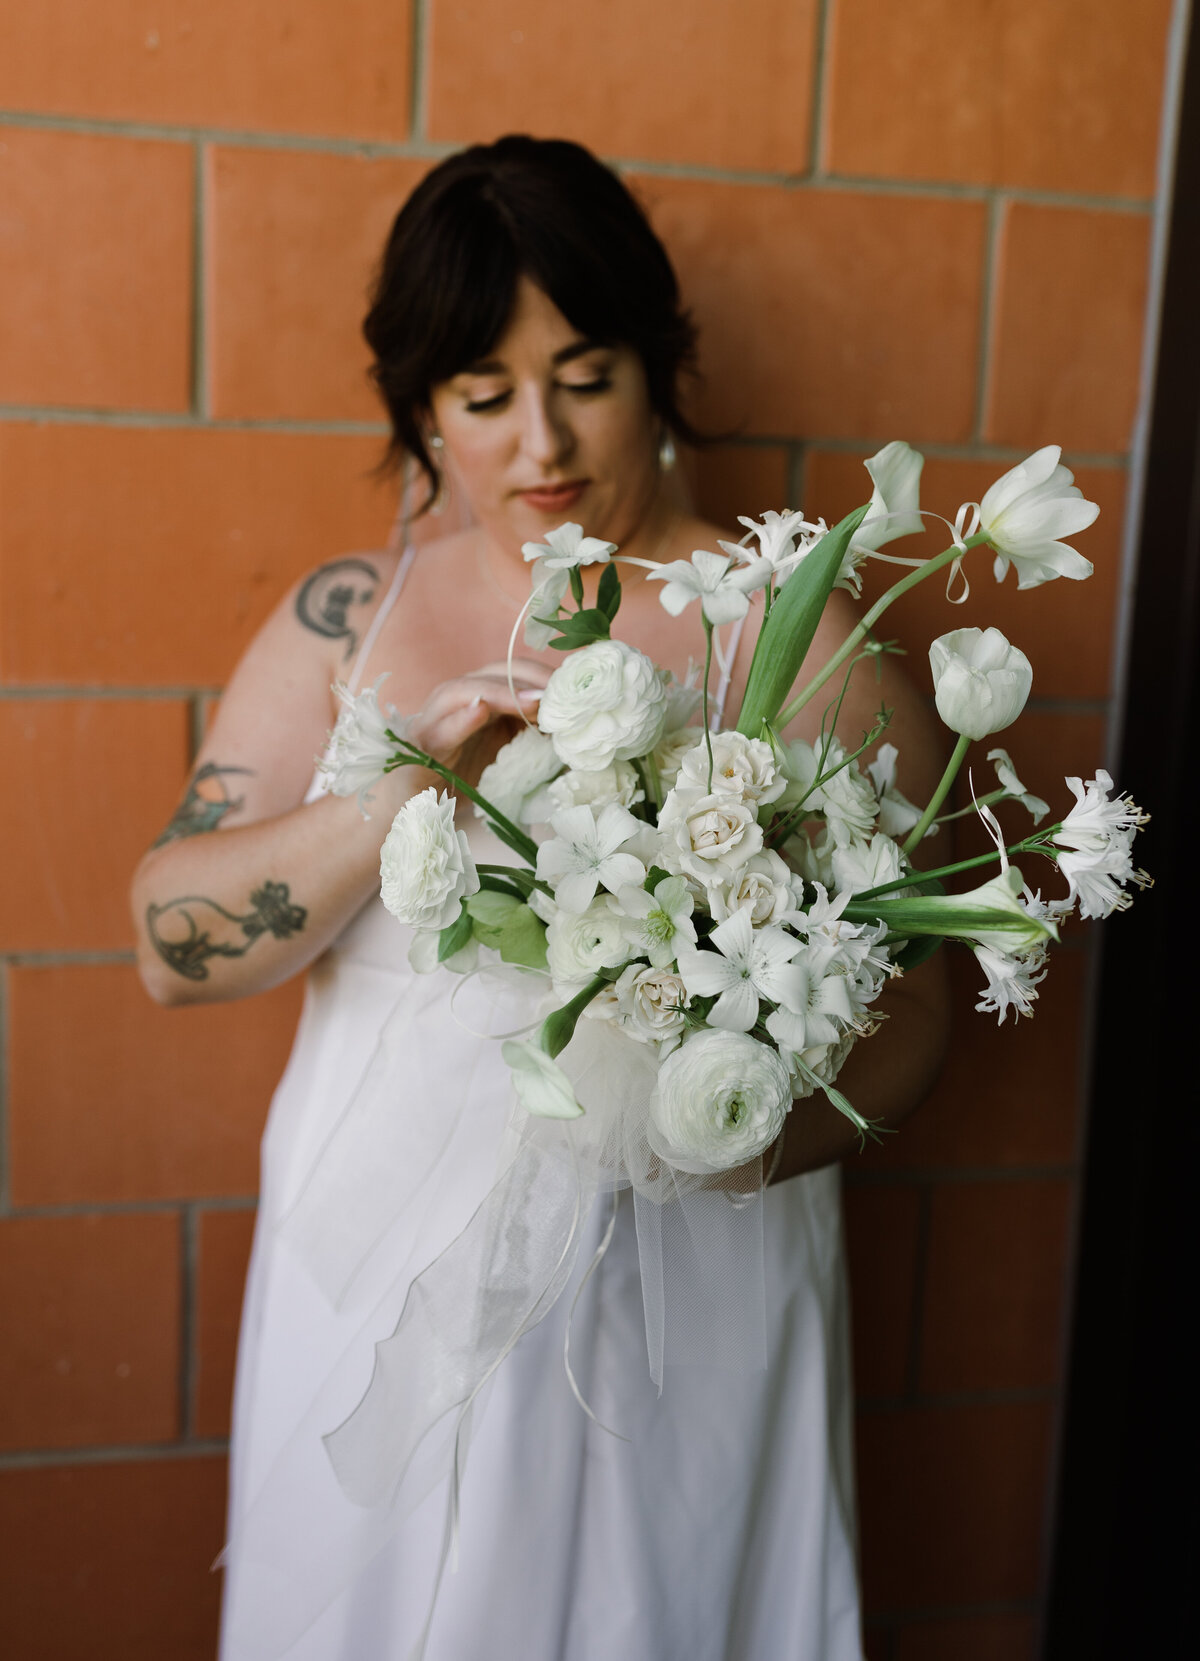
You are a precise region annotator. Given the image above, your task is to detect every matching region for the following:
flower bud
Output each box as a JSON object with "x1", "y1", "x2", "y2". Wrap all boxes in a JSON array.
[{"x1": 929, "y1": 627, "x2": 1032, "y2": 741}]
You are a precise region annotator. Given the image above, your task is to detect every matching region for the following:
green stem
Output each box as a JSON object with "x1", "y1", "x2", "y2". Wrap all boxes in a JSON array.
[
  {"x1": 776, "y1": 533, "x2": 990, "y2": 728},
  {"x1": 902, "y1": 733, "x2": 971, "y2": 856},
  {"x1": 701, "y1": 616, "x2": 715, "y2": 791},
  {"x1": 384, "y1": 737, "x2": 539, "y2": 866},
  {"x1": 853, "y1": 824, "x2": 1064, "y2": 901}
]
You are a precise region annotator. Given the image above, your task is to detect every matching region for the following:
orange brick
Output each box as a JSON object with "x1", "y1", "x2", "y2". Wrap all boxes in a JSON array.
[
  {"x1": 0, "y1": 2, "x2": 412, "y2": 141},
  {"x1": 207, "y1": 147, "x2": 431, "y2": 421},
  {"x1": 0, "y1": 424, "x2": 394, "y2": 686},
  {"x1": 193, "y1": 1208, "x2": 256, "y2": 1437},
  {"x1": 985, "y1": 204, "x2": 1150, "y2": 455},
  {"x1": 0, "y1": 1212, "x2": 180, "y2": 1450},
  {"x1": 826, "y1": 0, "x2": 1170, "y2": 198},
  {"x1": 687, "y1": 443, "x2": 792, "y2": 534},
  {"x1": 860, "y1": 943, "x2": 1087, "y2": 1173},
  {"x1": 843, "y1": 1184, "x2": 922, "y2": 1397},
  {"x1": 895, "y1": 1613, "x2": 1036, "y2": 1661},
  {"x1": 857, "y1": 1400, "x2": 1052, "y2": 1608},
  {"x1": 808, "y1": 450, "x2": 1125, "y2": 700},
  {"x1": 639, "y1": 178, "x2": 986, "y2": 443},
  {"x1": 0, "y1": 127, "x2": 192, "y2": 411},
  {"x1": 920, "y1": 1180, "x2": 1072, "y2": 1392},
  {"x1": 8, "y1": 965, "x2": 302, "y2": 1204},
  {"x1": 0, "y1": 700, "x2": 188, "y2": 951},
  {"x1": 0, "y1": 1456, "x2": 226, "y2": 1661},
  {"x1": 428, "y1": 0, "x2": 818, "y2": 171}
]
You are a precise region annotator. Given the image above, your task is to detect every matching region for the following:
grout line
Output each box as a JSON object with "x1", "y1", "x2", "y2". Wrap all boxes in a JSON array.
[
  {"x1": 191, "y1": 141, "x2": 209, "y2": 419},
  {"x1": 904, "y1": 1184, "x2": 932, "y2": 1398},
  {"x1": 4, "y1": 1196, "x2": 258, "y2": 1218},
  {"x1": 0, "y1": 685, "x2": 223, "y2": 701},
  {"x1": 971, "y1": 195, "x2": 1006, "y2": 443},
  {"x1": 0, "y1": 405, "x2": 388, "y2": 434},
  {"x1": 805, "y1": 0, "x2": 836, "y2": 180},
  {"x1": 0, "y1": 951, "x2": 137, "y2": 969},
  {"x1": 0, "y1": 1438, "x2": 230, "y2": 1471},
  {"x1": 0, "y1": 109, "x2": 1156, "y2": 213},
  {"x1": 409, "y1": 0, "x2": 431, "y2": 143},
  {"x1": 188, "y1": 693, "x2": 208, "y2": 762},
  {"x1": 0, "y1": 967, "x2": 9, "y2": 1215},
  {"x1": 180, "y1": 1204, "x2": 199, "y2": 1439},
  {"x1": 787, "y1": 441, "x2": 809, "y2": 510},
  {"x1": 860, "y1": 1597, "x2": 1038, "y2": 1624}
]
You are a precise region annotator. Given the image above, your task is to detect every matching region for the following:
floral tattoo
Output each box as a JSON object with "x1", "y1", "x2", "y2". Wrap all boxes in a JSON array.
[
  {"x1": 153, "y1": 762, "x2": 254, "y2": 847},
  {"x1": 146, "y1": 881, "x2": 307, "y2": 981}
]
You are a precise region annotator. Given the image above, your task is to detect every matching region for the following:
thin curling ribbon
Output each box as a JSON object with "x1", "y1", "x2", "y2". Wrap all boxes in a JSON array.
[{"x1": 946, "y1": 502, "x2": 982, "y2": 604}]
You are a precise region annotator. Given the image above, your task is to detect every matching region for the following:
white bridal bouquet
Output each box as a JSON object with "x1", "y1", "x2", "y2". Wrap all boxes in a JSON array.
[{"x1": 323, "y1": 441, "x2": 1149, "y2": 1177}]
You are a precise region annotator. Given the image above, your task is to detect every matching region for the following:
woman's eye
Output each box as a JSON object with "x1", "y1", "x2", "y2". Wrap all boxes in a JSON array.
[
  {"x1": 563, "y1": 376, "x2": 612, "y2": 396},
  {"x1": 463, "y1": 389, "x2": 511, "y2": 413}
]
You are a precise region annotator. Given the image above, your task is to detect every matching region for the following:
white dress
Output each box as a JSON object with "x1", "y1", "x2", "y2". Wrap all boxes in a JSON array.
[{"x1": 218, "y1": 558, "x2": 865, "y2": 1661}]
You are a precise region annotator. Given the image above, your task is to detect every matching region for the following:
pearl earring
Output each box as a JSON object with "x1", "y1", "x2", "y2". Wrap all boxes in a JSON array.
[
  {"x1": 427, "y1": 433, "x2": 447, "y2": 514},
  {"x1": 658, "y1": 430, "x2": 677, "y2": 473}
]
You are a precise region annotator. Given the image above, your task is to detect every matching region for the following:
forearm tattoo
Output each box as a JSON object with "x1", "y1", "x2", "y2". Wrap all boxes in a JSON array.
[
  {"x1": 153, "y1": 762, "x2": 254, "y2": 847},
  {"x1": 295, "y1": 558, "x2": 381, "y2": 659},
  {"x1": 146, "y1": 881, "x2": 307, "y2": 981}
]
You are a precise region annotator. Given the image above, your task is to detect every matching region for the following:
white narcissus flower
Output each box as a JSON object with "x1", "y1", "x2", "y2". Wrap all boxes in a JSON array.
[
  {"x1": 657, "y1": 784, "x2": 764, "y2": 887},
  {"x1": 1051, "y1": 769, "x2": 1151, "y2": 919},
  {"x1": 678, "y1": 730, "x2": 785, "y2": 806},
  {"x1": 538, "y1": 639, "x2": 668, "y2": 772},
  {"x1": 521, "y1": 521, "x2": 618, "y2": 571},
  {"x1": 980, "y1": 446, "x2": 1099, "y2": 589},
  {"x1": 501, "y1": 1039, "x2": 584, "y2": 1119},
  {"x1": 648, "y1": 1029, "x2": 791, "y2": 1172},
  {"x1": 851, "y1": 441, "x2": 926, "y2": 554},
  {"x1": 987, "y1": 747, "x2": 1049, "y2": 824},
  {"x1": 648, "y1": 548, "x2": 770, "y2": 625},
  {"x1": 610, "y1": 963, "x2": 690, "y2": 1052},
  {"x1": 973, "y1": 942, "x2": 1047, "y2": 1024},
  {"x1": 546, "y1": 760, "x2": 643, "y2": 815},
  {"x1": 380, "y1": 788, "x2": 480, "y2": 932},
  {"x1": 707, "y1": 850, "x2": 793, "y2": 927},
  {"x1": 536, "y1": 803, "x2": 646, "y2": 913},
  {"x1": 866, "y1": 743, "x2": 929, "y2": 840},
  {"x1": 475, "y1": 726, "x2": 563, "y2": 825},
  {"x1": 718, "y1": 510, "x2": 830, "y2": 588},
  {"x1": 545, "y1": 895, "x2": 631, "y2": 998},
  {"x1": 615, "y1": 875, "x2": 697, "y2": 969},
  {"x1": 674, "y1": 909, "x2": 805, "y2": 1033},
  {"x1": 930, "y1": 627, "x2": 1032, "y2": 741},
  {"x1": 318, "y1": 676, "x2": 405, "y2": 812}
]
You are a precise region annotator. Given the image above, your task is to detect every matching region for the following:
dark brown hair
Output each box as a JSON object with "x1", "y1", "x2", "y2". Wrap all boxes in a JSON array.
[{"x1": 362, "y1": 135, "x2": 701, "y2": 508}]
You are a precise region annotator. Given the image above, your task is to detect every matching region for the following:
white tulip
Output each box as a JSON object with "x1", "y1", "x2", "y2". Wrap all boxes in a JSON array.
[
  {"x1": 980, "y1": 446, "x2": 1098, "y2": 589},
  {"x1": 929, "y1": 627, "x2": 1032, "y2": 740},
  {"x1": 851, "y1": 441, "x2": 926, "y2": 553}
]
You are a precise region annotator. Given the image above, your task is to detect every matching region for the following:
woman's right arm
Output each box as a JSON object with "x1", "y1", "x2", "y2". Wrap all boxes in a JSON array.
[{"x1": 131, "y1": 564, "x2": 543, "y2": 1007}]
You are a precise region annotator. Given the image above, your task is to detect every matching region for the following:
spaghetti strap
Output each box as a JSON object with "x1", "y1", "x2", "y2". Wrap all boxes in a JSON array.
[{"x1": 347, "y1": 544, "x2": 417, "y2": 693}]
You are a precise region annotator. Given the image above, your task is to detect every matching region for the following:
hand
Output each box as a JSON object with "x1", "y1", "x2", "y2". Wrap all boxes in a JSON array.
[{"x1": 407, "y1": 659, "x2": 550, "y2": 771}]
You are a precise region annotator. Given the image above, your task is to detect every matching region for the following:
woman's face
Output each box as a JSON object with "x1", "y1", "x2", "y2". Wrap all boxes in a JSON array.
[{"x1": 427, "y1": 275, "x2": 663, "y2": 557}]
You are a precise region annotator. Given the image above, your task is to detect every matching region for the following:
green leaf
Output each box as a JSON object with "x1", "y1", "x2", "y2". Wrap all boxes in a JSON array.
[
  {"x1": 437, "y1": 904, "x2": 474, "y2": 962},
  {"x1": 466, "y1": 890, "x2": 523, "y2": 928},
  {"x1": 597, "y1": 562, "x2": 622, "y2": 621},
  {"x1": 498, "y1": 907, "x2": 549, "y2": 969},
  {"x1": 893, "y1": 934, "x2": 944, "y2": 972},
  {"x1": 644, "y1": 865, "x2": 671, "y2": 891},
  {"x1": 736, "y1": 504, "x2": 870, "y2": 737}
]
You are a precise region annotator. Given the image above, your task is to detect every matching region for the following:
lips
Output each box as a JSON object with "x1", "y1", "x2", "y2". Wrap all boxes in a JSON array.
[{"x1": 520, "y1": 480, "x2": 587, "y2": 513}]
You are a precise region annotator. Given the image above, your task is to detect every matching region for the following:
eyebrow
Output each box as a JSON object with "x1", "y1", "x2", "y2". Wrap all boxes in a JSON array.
[{"x1": 459, "y1": 340, "x2": 608, "y2": 376}]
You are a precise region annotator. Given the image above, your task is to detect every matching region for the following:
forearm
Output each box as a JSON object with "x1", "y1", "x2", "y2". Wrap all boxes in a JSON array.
[{"x1": 131, "y1": 769, "x2": 424, "y2": 1006}]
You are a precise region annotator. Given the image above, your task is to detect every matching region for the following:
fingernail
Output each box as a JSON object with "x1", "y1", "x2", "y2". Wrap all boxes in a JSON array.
[
  {"x1": 518, "y1": 688, "x2": 542, "y2": 703},
  {"x1": 469, "y1": 695, "x2": 484, "y2": 712}
]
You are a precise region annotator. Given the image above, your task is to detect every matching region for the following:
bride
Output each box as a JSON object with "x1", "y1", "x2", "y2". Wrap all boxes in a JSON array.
[{"x1": 132, "y1": 134, "x2": 947, "y2": 1661}]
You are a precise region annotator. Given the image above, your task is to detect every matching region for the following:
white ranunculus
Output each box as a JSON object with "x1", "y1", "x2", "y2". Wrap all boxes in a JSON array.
[
  {"x1": 852, "y1": 441, "x2": 926, "y2": 553},
  {"x1": 545, "y1": 895, "x2": 631, "y2": 998},
  {"x1": 657, "y1": 783, "x2": 764, "y2": 886},
  {"x1": 678, "y1": 730, "x2": 785, "y2": 806},
  {"x1": 521, "y1": 521, "x2": 617, "y2": 572},
  {"x1": 380, "y1": 788, "x2": 480, "y2": 932},
  {"x1": 501, "y1": 1039, "x2": 584, "y2": 1118},
  {"x1": 547, "y1": 760, "x2": 644, "y2": 814},
  {"x1": 707, "y1": 850, "x2": 793, "y2": 927},
  {"x1": 318, "y1": 676, "x2": 405, "y2": 812},
  {"x1": 929, "y1": 627, "x2": 1032, "y2": 741},
  {"x1": 980, "y1": 446, "x2": 1099, "y2": 589},
  {"x1": 611, "y1": 963, "x2": 690, "y2": 1052},
  {"x1": 648, "y1": 1030, "x2": 791, "y2": 1173},
  {"x1": 475, "y1": 726, "x2": 563, "y2": 825},
  {"x1": 538, "y1": 639, "x2": 668, "y2": 772},
  {"x1": 652, "y1": 726, "x2": 705, "y2": 793}
]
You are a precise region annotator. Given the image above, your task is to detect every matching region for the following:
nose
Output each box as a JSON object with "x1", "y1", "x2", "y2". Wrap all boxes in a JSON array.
[{"x1": 518, "y1": 384, "x2": 574, "y2": 471}]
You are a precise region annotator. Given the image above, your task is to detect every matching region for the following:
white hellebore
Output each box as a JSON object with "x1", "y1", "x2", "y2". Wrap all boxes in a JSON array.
[
  {"x1": 1052, "y1": 769, "x2": 1150, "y2": 919},
  {"x1": 501, "y1": 1039, "x2": 583, "y2": 1118},
  {"x1": 521, "y1": 521, "x2": 617, "y2": 571},
  {"x1": 319, "y1": 676, "x2": 404, "y2": 811},
  {"x1": 648, "y1": 548, "x2": 770, "y2": 625},
  {"x1": 536, "y1": 803, "x2": 646, "y2": 913},
  {"x1": 675, "y1": 909, "x2": 806, "y2": 1033},
  {"x1": 615, "y1": 875, "x2": 697, "y2": 969},
  {"x1": 648, "y1": 1029, "x2": 791, "y2": 1172},
  {"x1": 538, "y1": 639, "x2": 668, "y2": 771},
  {"x1": 851, "y1": 441, "x2": 926, "y2": 553},
  {"x1": 380, "y1": 787, "x2": 480, "y2": 931},
  {"x1": 929, "y1": 627, "x2": 1032, "y2": 741},
  {"x1": 980, "y1": 446, "x2": 1099, "y2": 588}
]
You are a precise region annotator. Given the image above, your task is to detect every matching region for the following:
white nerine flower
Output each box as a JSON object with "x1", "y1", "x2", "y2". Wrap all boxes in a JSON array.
[
  {"x1": 536, "y1": 803, "x2": 646, "y2": 913},
  {"x1": 707, "y1": 850, "x2": 793, "y2": 927},
  {"x1": 1052, "y1": 769, "x2": 1150, "y2": 919},
  {"x1": 521, "y1": 521, "x2": 617, "y2": 571},
  {"x1": 525, "y1": 558, "x2": 571, "y2": 649},
  {"x1": 648, "y1": 548, "x2": 770, "y2": 625},
  {"x1": 677, "y1": 730, "x2": 785, "y2": 806},
  {"x1": 318, "y1": 676, "x2": 404, "y2": 811},
  {"x1": 851, "y1": 441, "x2": 926, "y2": 554},
  {"x1": 987, "y1": 748, "x2": 1049, "y2": 823},
  {"x1": 980, "y1": 446, "x2": 1099, "y2": 589},
  {"x1": 538, "y1": 639, "x2": 668, "y2": 771},
  {"x1": 973, "y1": 941, "x2": 1047, "y2": 1024},
  {"x1": 930, "y1": 627, "x2": 1033, "y2": 741},
  {"x1": 475, "y1": 727, "x2": 563, "y2": 825},
  {"x1": 657, "y1": 783, "x2": 764, "y2": 886},
  {"x1": 546, "y1": 760, "x2": 643, "y2": 815},
  {"x1": 867, "y1": 743, "x2": 927, "y2": 840},
  {"x1": 648, "y1": 1029, "x2": 791, "y2": 1172},
  {"x1": 501, "y1": 1039, "x2": 583, "y2": 1119},
  {"x1": 608, "y1": 963, "x2": 690, "y2": 1053},
  {"x1": 380, "y1": 788, "x2": 480, "y2": 932},
  {"x1": 615, "y1": 875, "x2": 697, "y2": 969},
  {"x1": 545, "y1": 896, "x2": 631, "y2": 998},
  {"x1": 674, "y1": 909, "x2": 805, "y2": 1033},
  {"x1": 718, "y1": 510, "x2": 830, "y2": 587}
]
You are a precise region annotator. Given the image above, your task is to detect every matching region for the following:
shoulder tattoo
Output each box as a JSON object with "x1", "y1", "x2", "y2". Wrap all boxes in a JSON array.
[{"x1": 295, "y1": 558, "x2": 382, "y2": 659}]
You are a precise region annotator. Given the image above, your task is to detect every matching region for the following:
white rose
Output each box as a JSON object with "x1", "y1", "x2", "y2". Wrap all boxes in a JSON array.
[
  {"x1": 648, "y1": 1030, "x2": 791, "y2": 1173},
  {"x1": 547, "y1": 760, "x2": 644, "y2": 814},
  {"x1": 652, "y1": 727, "x2": 705, "y2": 793},
  {"x1": 657, "y1": 784, "x2": 763, "y2": 886},
  {"x1": 831, "y1": 832, "x2": 908, "y2": 896},
  {"x1": 545, "y1": 895, "x2": 631, "y2": 998},
  {"x1": 380, "y1": 788, "x2": 480, "y2": 932},
  {"x1": 476, "y1": 726, "x2": 563, "y2": 824},
  {"x1": 708, "y1": 849, "x2": 793, "y2": 926},
  {"x1": 678, "y1": 731, "x2": 784, "y2": 806},
  {"x1": 538, "y1": 639, "x2": 668, "y2": 771},
  {"x1": 612, "y1": 963, "x2": 690, "y2": 1052}
]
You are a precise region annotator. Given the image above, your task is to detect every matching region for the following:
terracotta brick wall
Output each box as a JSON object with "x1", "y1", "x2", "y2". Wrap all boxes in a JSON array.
[{"x1": 0, "y1": 4, "x2": 1177, "y2": 1657}]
